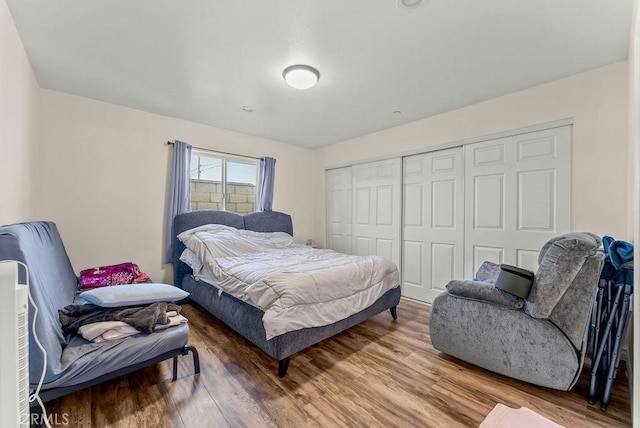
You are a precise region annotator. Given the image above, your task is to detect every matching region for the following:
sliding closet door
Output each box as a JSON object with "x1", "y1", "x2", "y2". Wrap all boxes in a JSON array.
[
  {"x1": 464, "y1": 126, "x2": 572, "y2": 276},
  {"x1": 403, "y1": 147, "x2": 464, "y2": 302},
  {"x1": 326, "y1": 167, "x2": 353, "y2": 254},
  {"x1": 352, "y1": 159, "x2": 402, "y2": 267}
]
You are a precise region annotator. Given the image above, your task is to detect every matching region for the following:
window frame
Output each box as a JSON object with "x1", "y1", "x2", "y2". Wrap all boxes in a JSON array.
[{"x1": 190, "y1": 149, "x2": 259, "y2": 212}]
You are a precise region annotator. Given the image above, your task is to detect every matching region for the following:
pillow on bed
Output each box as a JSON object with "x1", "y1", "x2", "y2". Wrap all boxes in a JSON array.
[
  {"x1": 178, "y1": 223, "x2": 296, "y2": 260},
  {"x1": 79, "y1": 283, "x2": 189, "y2": 308},
  {"x1": 180, "y1": 248, "x2": 205, "y2": 275},
  {"x1": 177, "y1": 223, "x2": 238, "y2": 245}
]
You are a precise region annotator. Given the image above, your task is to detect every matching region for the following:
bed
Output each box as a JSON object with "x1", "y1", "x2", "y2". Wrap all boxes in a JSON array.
[{"x1": 172, "y1": 210, "x2": 401, "y2": 377}]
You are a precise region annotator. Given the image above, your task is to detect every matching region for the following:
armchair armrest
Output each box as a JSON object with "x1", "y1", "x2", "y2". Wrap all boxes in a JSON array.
[{"x1": 445, "y1": 280, "x2": 524, "y2": 309}]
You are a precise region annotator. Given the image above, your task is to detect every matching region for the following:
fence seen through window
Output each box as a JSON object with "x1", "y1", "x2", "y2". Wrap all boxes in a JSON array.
[{"x1": 190, "y1": 151, "x2": 258, "y2": 214}]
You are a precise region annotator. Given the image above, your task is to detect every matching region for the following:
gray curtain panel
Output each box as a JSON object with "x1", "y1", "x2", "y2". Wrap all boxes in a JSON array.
[
  {"x1": 256, "y1": 157, "x2": 276, "y2": 211},
  {"x1": 165, "y1": 140, "x2": 192, "y2": 263}
]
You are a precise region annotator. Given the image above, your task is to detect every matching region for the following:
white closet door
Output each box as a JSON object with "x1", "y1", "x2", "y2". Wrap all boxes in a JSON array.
[
  {"x1": 403, "y1": 147, "x2": 465, "y2": 303},
  {"x1": 326, "y1": 167, "x2": 353, "y2": 254},
  {"x1": 464, "y1": 126, "x2": 572, "y2": 277},
  {"x1": 352, "y1": 158, "x2": 402, "y2": 268}
]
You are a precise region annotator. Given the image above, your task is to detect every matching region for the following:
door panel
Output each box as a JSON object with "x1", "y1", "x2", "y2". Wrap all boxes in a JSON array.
[
  {"x1": 516, "y1": 249, "x2": 540, "y2": 272},
  {"x1": 326, "y1": 167, "x2": 352, "y2": 254},
  {"x1": 518, "y1": 169, "x2": 555, "y2": 231},
  {"x1": 473, "y1": 245, "x2": 504, "y2": 268},
  {"x1": 403, "y1": 241, "x2": 423, "y2": 286},
  {"x1": 431, "y1": 243, "x2": 455, "y2": 288},
  {"x1": 473, "y1": 174, "x2": 505, "y2": 230},
  {"x1": 402, "y1": 147, "x2": 464, "y2": 303},
  {"x1": 376, "y1": 238, "x2": 394, "y2": 260},
  {"x1": 404, "y1": 183, "x2": 423, "y2": 226},
  {"x1": 352, "y1": 159, "x2": 402, "y2": 268},
  {"x1": 376, "y1": 186, "x2": 394, "y2": 225},
  {"x1": 355, "y1": 188, "x2": 371, "y2": 225},
  {"x1": 432, "y1": 181, "x2": 456, "y2": 228},
  {"x1": 464, "y1": 125, "x2": 572, "y2": 277}
]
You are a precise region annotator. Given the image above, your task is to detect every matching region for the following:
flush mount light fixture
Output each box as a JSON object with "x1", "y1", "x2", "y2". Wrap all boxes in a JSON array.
[
  {"x1": 241, "y1": 105, "x2": 255, "y2": 112},
  {"x1": 282, "y1": 65, "x2": 320, "y2": 89},
  {"x1": 396, "y1": 0, "x2": 427, "y2": 10}
]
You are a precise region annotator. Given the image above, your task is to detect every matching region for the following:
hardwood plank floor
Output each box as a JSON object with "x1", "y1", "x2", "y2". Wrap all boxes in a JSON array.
[{"x1": 42, "y1": 298, "x2": 632, "y2": 427}]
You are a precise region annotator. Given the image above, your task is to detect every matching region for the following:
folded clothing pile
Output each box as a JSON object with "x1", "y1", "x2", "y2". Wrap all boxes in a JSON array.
[
  {"x1": 59, "y1": 283, "x2": 190, "y2": 343},
  {"x1": 79, "y1": 262, "x2": 151, "y2": 289}
]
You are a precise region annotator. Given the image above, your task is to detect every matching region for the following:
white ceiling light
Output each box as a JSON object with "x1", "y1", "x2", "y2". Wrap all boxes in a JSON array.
[
  {"x1": 283, "y1": 65, "x2": 320, "y2": 89},
  {"x1": 396, "y1": 0, "x2": 426, "y2": 10}
]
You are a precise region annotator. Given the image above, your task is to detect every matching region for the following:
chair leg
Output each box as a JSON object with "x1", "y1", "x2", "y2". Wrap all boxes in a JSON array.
[
  {"x1": 390, "y1": 306, "x2": 398, "y2": 320},
  {"x1": 185, "y1": 345, "x2": 201, "y2": 375},
  {"x1": 172, "y1": 357, "x2": 178, "y2": 381},
  {"x1": 172, "y1": 345, "x2": 201, "y2": 381}
]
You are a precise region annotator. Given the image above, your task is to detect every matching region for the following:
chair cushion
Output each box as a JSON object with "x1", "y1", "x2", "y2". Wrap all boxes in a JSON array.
[
  {"x1": 0, "y1": 222, "x2": 77, "y2": 386},
  {"x1": 446, "y1": 280, "x2": 524, "y2": 309},
  {"x1": 48, "y1": 323, "x2": 189, "y2": 389},
  {"x1": 525, "y1": 232, "x2": 602, "y2": 319}
]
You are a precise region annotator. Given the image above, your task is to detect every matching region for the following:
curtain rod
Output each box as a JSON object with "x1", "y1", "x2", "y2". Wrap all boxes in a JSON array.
[{"x1": 166, "y1": 141, "x2": 261, "y2": 160}]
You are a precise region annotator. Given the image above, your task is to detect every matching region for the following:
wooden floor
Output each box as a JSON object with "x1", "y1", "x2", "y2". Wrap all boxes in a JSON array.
[{"x1": 44, "y1": 298, "x2": 632, "y2": 427}]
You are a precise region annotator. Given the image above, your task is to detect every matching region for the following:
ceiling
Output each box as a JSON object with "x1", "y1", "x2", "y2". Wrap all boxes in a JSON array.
[{"x1": 7, "y1": 0, "x2": 633, "y2": 148}]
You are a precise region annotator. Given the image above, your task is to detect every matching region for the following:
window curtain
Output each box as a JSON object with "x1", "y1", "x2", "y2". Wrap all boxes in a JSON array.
[
  {"x1": 165, "y1": 140, "x2": 192, "y2": 263},
  {"x1": 256, "y1": 157, "x2": 276, "y2": 211}
]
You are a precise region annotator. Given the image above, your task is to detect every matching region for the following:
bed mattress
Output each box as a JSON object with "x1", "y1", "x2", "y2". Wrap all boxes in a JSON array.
[{"x1": 178, "y1": 224, "x2": 400, "y2": 339}]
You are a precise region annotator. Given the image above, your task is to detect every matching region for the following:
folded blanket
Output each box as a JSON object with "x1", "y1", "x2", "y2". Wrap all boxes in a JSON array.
[
  {"x1": 79, "y1": 321, "x2": 139, "y2": 343},
  {"x1": 59, "y1": 302, "x2": 181, "y2": 334},
  {"x1": 155, "y1": 314, "x2": 188, "y2": 331},
  {"x1": 601, "y1": 235, "x2": 634, "y2": 285},
  {"x1": 78, "y1": 314, "x2": 189, "y2": 343},
  {"x1": 602, "y1": 235, "x2": 633, "y2": 270}
]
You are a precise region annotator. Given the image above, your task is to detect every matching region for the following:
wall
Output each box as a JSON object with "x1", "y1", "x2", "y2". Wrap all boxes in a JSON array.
[
  {"x1": 311, "y1": 61, "x2": 630, "y2": 246},
  {"x1": 0, "y1": 0, "x2": 38, "y2": 224},
  {"x1": 36, "y1": 90, "x2": 313, "y2": 283},
  {"x1": 630, "y1": 0, "x2": 639, "y2": 422}
]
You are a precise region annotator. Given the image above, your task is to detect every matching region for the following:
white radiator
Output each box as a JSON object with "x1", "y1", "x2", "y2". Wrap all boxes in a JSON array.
[{"x1": 0, "y1": 260, "x2": 30, "y2": 427}]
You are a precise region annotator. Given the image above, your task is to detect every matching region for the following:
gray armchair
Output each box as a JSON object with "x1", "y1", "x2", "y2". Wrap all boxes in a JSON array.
[{"x1": 429, "y1": 232, "x2": 604, "y2": 390}]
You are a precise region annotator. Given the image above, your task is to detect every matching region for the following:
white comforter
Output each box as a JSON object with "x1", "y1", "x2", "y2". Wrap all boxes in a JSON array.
[{"x1": 178, "y1": 224, "x2": 399, "y2": 339}]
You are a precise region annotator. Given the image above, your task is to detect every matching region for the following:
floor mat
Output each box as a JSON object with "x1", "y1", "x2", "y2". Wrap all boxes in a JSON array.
[{"x1": 480, "y1": 403, "x2": 563, "y2": 428}]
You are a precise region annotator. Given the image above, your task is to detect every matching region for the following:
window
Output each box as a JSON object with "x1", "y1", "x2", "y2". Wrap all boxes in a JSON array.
[{"x1": 190, "y1": 151, "x2": 258, "y2": 214}]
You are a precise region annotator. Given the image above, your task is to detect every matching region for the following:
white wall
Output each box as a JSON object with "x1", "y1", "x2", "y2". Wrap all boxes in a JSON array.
[
  {"x1": 312, "y1": 61, "x2": 630, "y2": 246},
  {"x1": 0, "y1": 0, "x2": 38, "y2": 224},
  {"x1": 629, "y1": 0, "x2": 639, "y2": 423},
  {"x1": 37, "y1": 90, "x2": 313, "y2": 283}
]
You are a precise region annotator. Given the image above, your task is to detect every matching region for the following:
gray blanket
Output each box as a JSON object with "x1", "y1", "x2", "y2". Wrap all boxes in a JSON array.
[{"x1": 59, "y1": 302, "x2": 181, "y2": 334}]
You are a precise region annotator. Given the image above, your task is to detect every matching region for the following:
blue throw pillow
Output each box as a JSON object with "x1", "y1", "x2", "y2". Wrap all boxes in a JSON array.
[
  {"x1": 79, "y1": 283, "x2": 189, "y2": 308},
  {"x1": 474, "y1": 261, "x2": 501, "y2": 284}
]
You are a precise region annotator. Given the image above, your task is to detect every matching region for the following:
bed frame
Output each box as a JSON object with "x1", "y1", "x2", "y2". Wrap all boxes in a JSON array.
[{"x1": 172, "y1": 210, "x2": 401, "y2": 377}]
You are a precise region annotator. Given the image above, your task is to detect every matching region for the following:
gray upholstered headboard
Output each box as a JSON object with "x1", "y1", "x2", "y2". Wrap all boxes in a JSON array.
[{"x1": 172, "y1": 210, "x2": 293, "y2": 287}]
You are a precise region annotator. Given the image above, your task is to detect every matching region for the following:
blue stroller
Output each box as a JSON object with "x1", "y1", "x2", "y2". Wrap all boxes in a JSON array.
[{"x1": 588, "y1": 236, "x2": 633, "y2": 411}]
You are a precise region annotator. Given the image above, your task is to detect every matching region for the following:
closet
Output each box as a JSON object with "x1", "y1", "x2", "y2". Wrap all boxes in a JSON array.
[{"x1": 326, "y1": 125, "x2": 572, "y2": 304}]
